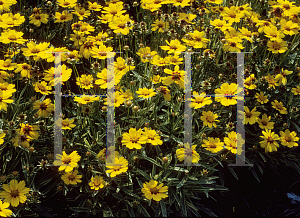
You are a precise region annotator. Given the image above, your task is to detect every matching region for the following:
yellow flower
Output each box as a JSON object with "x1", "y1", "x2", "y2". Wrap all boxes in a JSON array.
[
  {"x1": 61, "y1": 170, "x2": 82, "y2": 185},
  {"x1": 142, "y1": 127, "x2": 163, "y2": 145},
  {"x1": 0, "y1": 59, "x2": 17, "y2": 71},
  {"x1": 90, "y1": 43, "x2": 114, "y2": 59},
  {"x1": 0, "y1": 29, "x2": 27, "y2": 44},
  {"x1": 279, "y1": 129, "x2": 299, "y2": 148},
  {"x1": 160, "y1": 39, "x2": 186, "y2": 54},
  {"x1": 164, "y1": 54, "x2": 183, "y2": 65},
  {"x1": 114, "y1": 57, "x2": 135, "y2": 74},
  {"x1": 275, "y1": 68, "x2": 293, "y2": 86},
  {"x1": 106, "y1": 156, "x2": 128, "y2": 177},
  {"x1": 0, "y1": 90, "x2": 13, "y2": 111},
  {"x1": 280, "y1": 19, "x2": 299, "y2": 35},
  {"x1": 162, "y1": 65, "x2": 185, "y2": 89},
  {"x1": 156, "y1": 86, "x2": 171, "y2": 101},
  {"x1": 257, "y1": 114, "x2": 275, "y2": 130},
  {"x1": 11, "y1": 134, "x2": 32, "y2": 148},
  {"x1": 291, "y1": 85, "x2": 300, "y2": 95},
  {"x1": 43, "y1": 64, "x2": 72, "y2": 86},
  {"x1": 0, "y1": 199, "x2": 12, "y2": 217},
  {"x1": 172, "y1": 0, "x2": 191, "y2": 7},
  {"x1": 242, "y1": 106, "x2": 261, "y2": 125},
  {"x1": 121, "y1": 128, "x2": 148, "y2": 149},
  {"x1": 14, "y1": 63, "x2": 32, "y2": 78},
  {"x1": 19, "y1": 123, "x2": 39, "y2": 140},
  {"x1": 200, "y1": 111, "x2": 219, "y2": 128},
  {"x1": 224, "y1": 132, "x2": 244, "y2": 155},
  {"x1": 176, "y1": 142, "x2": 200, "y2": 164},
  {"x1": 33, "y1": 98, "x2": 54, "y2": 118},
  {"x1": 89, "y1": 175, "x2": 105, "y2": 190},
  {"x1": 34, "y1": 81, "x2": 52, "y2": 95},
  {"x1": 102, "y1": 2, "x2": 126, "y2": 17},
  {"x1": 76, "y1": 74, "x2": 94, "y2": 89},
  {"x1": 191, "y1": 91, "x2": 212, "y2": 109},
  {"x1": 88, "y1": 2, "x2": 102, "y2": 11},
  {"x1": 72, "y1": 21, "x2": 95, "y2": 35},
  {"x1": 0, "y1": 0, "x2": 16, "y2": 12},
  {"x1": 54, "y1": 151, "x2": 81, "y2": 172},
  {"x1": 57, "y1": 0, "x2": 77, "y2": 8},
  {"x1": 74, "y1": 95, "x2": 99, "y2": 104},
  {"x1": 222, "y1": 6, "x2": 244, "y2": 24},
  {"x1": 0, "y1": 71, "x2": 9, "y2": 82},
  {"x1": 29, "y1": 13, "x2": 49, "y2": 27},
  {"x1": 205, "y1": 0, "x2": 223, "y2": 4},
  {"x1": 267, "y1": 39, "x2": 288, "y2": 54},
  {"x1": 182, "y1": 30, "x2": 210, "y2": 49},
  {"x1": 244, "y1": 74, "x2": 256, "y2": 89},
  {"x1": 223, "y1": 39, "x2": 244, "y2": 52},
  {"x1": 210, "y1": 19, "x2": 231, "y2": 31},
  {"x1": 264, "y1": 25, "x2": 285, "y2": 41},
  {"x1": 202, "y1": 137, "x2": 224, "y2": 153},
  {"x1": 215, "y1": 83, "x2": 239, "y2": 106},
  {"x1": 0, "y1": 132, "x2": 5, "y2": 145},
  {"x1": 141, "y1": 180, "x2": 168, "y2": 202},
  {"x1": 21, "y1": 41, "x2": 50, "y2": 61},
  {"x1": 61, "y1": 118, "x2": 76, "y2": 130},
  {"x1": 136, "y1": 47, "x2": 157, "y2": 63},
  {"x1": 151, "y1": 20, "x2": 169, "y2": 33},
  {"x1": 0, "y1": 82, "x2": 16, "y2": 95},
  {"x1": 0, "y1": 180, "x2": 30, "y2": 207},
  {"x1": 136, "y1": 88, "x2": 156, "y2": 99},
  {"x1": 79, "y1": 40, "x2": 95, "y2": 59},
  {"x1": 54, "y1": 10, "x2": 73, "y2": 23},
  {"x1": 109, "y1": 14, "x2": 134, "y2": 35},
  {"x1": 271, "y1": 100, "x2": 287, "y2": 114},
  {"x1": 259, "y1": 130, "x2": 280, "y2": 153},
  {"x1": 104, "y1": 91, "x2": 125, "y2": 108},
  {"x1": 72, "y1": 6, "x2": 90, "y2": 20},
  {"x1": 255, "y1": 91, "x2": 269, "y2": 104}
]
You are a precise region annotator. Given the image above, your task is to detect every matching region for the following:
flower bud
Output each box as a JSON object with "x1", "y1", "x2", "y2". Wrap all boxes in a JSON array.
[
  {"x1": 133, "y1": 106, "x2": 139, "y2": 112},
  {"x1": 12, "y1": 171, "x2": 18, "y2": 176},
  {"x1": 163, "y1": 157, "x2": 168, "y2": 163}
]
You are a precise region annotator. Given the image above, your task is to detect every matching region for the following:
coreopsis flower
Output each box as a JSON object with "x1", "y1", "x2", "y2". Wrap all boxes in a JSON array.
[
  {"x1": 172, "y1": 0, "x2": 191, "y2": 7},
  {"x1": 89, "y1": 175, "x2": 105, "y2": 190},
  {"x1": 0, "y1": 90, "x2": 13, "y2": 111},
  {"x1": 72, "y1": 6, "x2": 90, "y2": 20},
  {"x1": 72, "y1": 21, "x2": 95, "y2": 35},
  {"x1": 210, "y1": 19, "x2": 231, "y2": 31},
  {"x1": 0, "y1": 59, "x2": 17, "y2": 71},
  {"x1": 136, "y1": 88, "x2": 156, "y2": 99},
  {"x1": 152, "y1": 75, "x2": 162, "y2": 84},
  {"x1": 54, "y1": 151, "x2": 81, "y2": 172},
  {"x1": 141, "y1": 180, "x2": 168, "y2": 202},
  {"x1": 119, "y1": 89, "x2": 133, "y2": 100},
  {"x1": 87, "y1": 31, "x2": 110, "y2": 45},
  {"x1": 90, "y1": 43, "x2": 114, "y2": 60},
  {"x1": 0, "y1": 132, "x2": 5, "y2": 145},
  {"x1": 0, "y1": 199, "x2": 12, "y2": 217},
  {"x1": 65, "y1": 50, "x2": 81, "y2": 63},
  {"x1": 104, "y1": 91, "x2": 125, "y2": 108},
  {"x1": 141, "y1": 0, "x2": 162, "y2": 12},
  {"x1": 33, "y1": 98, "x2": 54, "y2": 118},
  {"x1": 223, "y1": 39, "x2": 244, "y2": 52},
  {"x1": 95, "y1": 68, "x2": 123, "y2": 89},
  {"x1": 224, "y1": 132, "x2": 244, "y2": 155},
  {"x1": 205, "y1": 0, "x2": 223, "y2": 4},
  {"x1": 162, "y1": 65, "x2": 185, "y2": 89},
  {"x1": 88, "y1": 2, "x2": 102, "y2": 11},
  {"x1": 57, "y1": 0, "x2": 77, "y2": 8},
  {"x1": 109, "y1": 14, "x2": 134, "y2": 35},
  {"x1": 54, "y1": 10, "x2": 73, "y2": 23},
  {"x1": 21, "y1": 41, "x2": 50, "y2": 61},
  {"x1": 61, "y1": 170, "x2": 82, "y2": 185},
  {"x1": 114, "y1": 57, "x2": 135, "y2": 74},
  {"x1": 0, "y1": 12, "x2": 25, "y2": 28},
  {"x1": 267, "y1": 39, "x2": 288, "y2": 53},
  {"x1": 0, "y1": 29, "x2": 27, "y2": 44},
  {"x1": 291, "y1": 85, "x2": 300, "y2": 95},
  {"x1": 102, "y1": 2, "x2": 126, "y2": 17},
  {"x1": 259, "y1": 130, "x2": 280, "y2": 153},
  {"x1": 61, "y1": 118, "x2": 76, "y2": 130},
  {"x1": 97, "y1": 13, "x2": 113, "y2": 24},
  {"x1": 191, "y1": 91, "x2": 212, "y2": 109},
  {"x1": 271, "y1": 100, "x2": 287, "y2": 114},
  {"x1": 280, "y1": 19, "x2": 299, "y2": 35},
  {"x1": 222, "y1": 6, "x2": 244, "y2": 24},
  {"x1": 242, "y1": 106, "x2": 261, "y2": 125},
  {"x1": 74, "y1": 95, "x2": 99, "y2": 104},
  {"x1": 43, "y1": 64, "x2": 72, "y2": 86},
  {"x1": 275, "y1": 69, "x2": 293, "y2": 86},
  {"x1": 264, "y1": 25, "x2": 285, "y2": 41},
  {"x1": 156, "y1": 86, "x2": 171, "y2": 101},
  {"x1": 142, "y1": 127, "x2": 163, "y2": 145},
  {"x1": 11, "y1": 134, "x2": 32, "y2": 148},
  {"x1": 244, "y1": 74, "x2": 257, "y2": 89},
  {"x1": 279, "y1": 129, "x2": 299, "y2": 148},
  {"x1": 121, "y1": 128, "x2": 148, "y2": 149},
  {"x1": 34, "y1": 81, "x2": 52, "y2": 95},
  {"x1": 14, "y1": 63, "x2": 32, "y2": 78},
  {"x1": 0, "y1": 0, "x2": 16, "y2": 12},
  {"x1": 160, "y1": 39, "x2": 186, "y2": 54},
  {"x1": 201, "y1": 111, "x2": 219, "y2": 128},
  {"x1": 215, "y1": 83, "x2": 239, "y2": 106},
  {"x1": 76, "y1": 74, "x2": 94, "y2": 89},
  {"x1": 271, "y1": 0, "x2": 299, "y2": 17},
  {"x1": 265, "y1": 73, "x2": 279, "y2": 89},
  {"x1": 151, "y1": 20, "x2": 169, "y2": 33},
  {"x1": 164, "y1": 54, "x2": 183, "y2": 65},
  {"x1": 182, "y1": 30, "x2": 210, "y2": 49},
  {"x1": 136, "y1": 47, "x2": 157, "y2": 63},
  {"x1": 202, "y1": 137, "x2": 224, "y2": 153},
  {"x1": 105, "y1": 156, "x2": 128, "y2": 177},
  {"x1": 0, "y1": 82, "x2": 16, "y2": 95},
  {"x1": 257, "y1": 114, "x2": 275, "y2": 130},
  {"x1": 79, "y1": 40, "x2": 95, "y2": 59},
  {"x1": 29, "y1": 13, "x2": 49, "y2": 27},
  {"x1": 19, "y1": 123, "x2": 39, "y2": 140},
  {"x1": 178, "y1": 12, "x2": 197, "y2": 24},
  {"x1": 0, "y1": 180, "x2": 30, "y2": 207},
  {"x1": 176, "y1": 142, "x2": 200, "y2": 164}
]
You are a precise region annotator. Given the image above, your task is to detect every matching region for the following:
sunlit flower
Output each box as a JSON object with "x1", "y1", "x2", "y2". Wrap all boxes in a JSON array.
[
  {"x1": 257, "y1": 114, "x2": 274, "y2": 130},
  {"x1": 34, "y1": 81, "x2": 52, "y2": 95},
  {"x1": 176, "y1": 142, "x2": 200, "y2": 164},
  {"x1": 142, "y1": 127, "x2": 163, "y2": 145},
  {"x1": 0, "y1": 199, "x2": 12, "y2": 217},
  {"x1": 11, "y1": 134, "x2": 32, "y2": 148},
  {"x1": 0, "y1": 29, "x2": 27, "y2": 44},
  {"x1": 88, "y1": 2, "x2": 102, "y2": 11},
  {"x1": 105, "y1": 156, "x2": 128, "y2": 177},
  {"x1": 215, "y1": 83, "x2": 239, "y2": 106},
  {"x1": 104, "y1": 91, "x2": 125, "y2": 108},
  {"x1": 54, "y1": 10, "x2": 73, "y2": 23},
  {"x1": 0, "y1": 59, "x2": 17, "y2": 71},
  {"x1": 54, "y1": 151, "x2": 81, "y2": 172},
  {"x1": 14, "y1": 63, "x2": 32, "y2": 78},
  {"x1": 202, "y1": 137, "x2": 224, "y2": 153},
  {"x1": 74, "y1": 95, "x2": 99, "y2": 104},
  {"x1": 121, "y1": 128, "x2": 148, "y2": 149},
  {"x1": 242, "y1": 106, "x2": 261, "y2": 125},
  {"x1": 0, "y1": 180, "x2": 30, "y2": 207},
  {"x1": 156, "y1": 86, "x2": 171, "y2": 101},
  {"x1": 61, "y1": 170, "x2": 82, "y2": 185},
  {"x1": 141, "y1": 180, "x2": 168, "y2": 202},
  {"x1": 201, "y1": 111, "x2": 219, "y2": 128},
  {"x1": 160, "y1": 39, "x2": 186, "y2": 54},
  {"x1": 271, "y1": 100, "x2": 287, "y2": 114},
  {"x1": 259, "y1": 130, "x2": 280, "y2": 153},
  {"x1": 0, "y1": 132, "x2": 5, "y2": 145},
  {"x1": 109, "y1": 14, "x2": 134, "y2": 35},
  {"x1": 57, "y1": 0, "x2": 77, "y2": 8},
  {"x1": 89, "y1": 175, "x2": 105, "y2": 190},
  {"x1": 72, "y1": 6, "x2": 90, "y2": 20},
  {"x1": 33, "y1": 98, "x2": 54, "y2": 118},
  {"x1": 136, "y1": 88, "x2": 156, "y2": 99},
  {"x1": 279, "y1": 129, "x2": 299, "y2": 148},
  {"x1": 76, "y1": 74, "x2": 94, "y2": 89},
  {"x1": 0, "y1": 90, "x2": 13, "y2": 111},
  {"x1": 162, "y1": 65, "x2": 185, "y2": 89},
  {"x1": 224, "y1": 131, "x2": 244, "y2": 155},
  {"x1": 275, "y1": 68, "x2": 293, "y2": 86},
  {"x1": 191, "y1": 92, "x2": 212, "y2": 109},
  {"x1": 29, "y1": 13, "x2": 49, "y2": 27},
  {"x1": 267, "y1": 39, "x2": 288, "y2": 53},
  {"x1": 291, "y1": 85, "x2": 300, "y2": 95},
  {"x1": 151, "y1": 19, "x2": 169, "y2": 33}
]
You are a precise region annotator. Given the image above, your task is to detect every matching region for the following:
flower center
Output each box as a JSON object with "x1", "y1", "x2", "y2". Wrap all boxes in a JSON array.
[
  {"x1": 8, "y1": 35, "x2": 17, "y2": 41},
  {"x1": 40, "y1": 103, "x2": 47, "y2": 110},
  {"x1": 285, "y1": 137, "x2": 292, "y2": 142},
  {"x1": 63, "y1": 157, "x2": 71, "y2": 164},
  {"x1": 261, "y1": 121, "x2": 268, "y2": 126},
  {"x1": 10, "y1": 189, "x2": 19, "y2": 197},
  {"x1": 267, "y1": 137, "x2": 274, "y2": 143},
  {"x1": 150, "y1": 187, "x2": 159, "y2": 194},
  {"x1": 23, "y1": 126, "x2": 32, "y2": 134},
  {"x1": 245, "y1": 112, "x2": 252, "y2": 118},
  {"x1": 68, "y1": 174, "x2": 76, "y2": 181},
  {"x1": 60, "y1": 15, "x2": 67, "y2": 20}
]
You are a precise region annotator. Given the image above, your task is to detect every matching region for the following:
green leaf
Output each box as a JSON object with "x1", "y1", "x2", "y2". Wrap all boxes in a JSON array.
[
  {"x1": 160, "y1": 200, "x2": 167, "y2": 217},
  {"x1": 195, "y1": 203, "x2": 217, "y2": 217},
  {"x1": 143, "y1": 156, "x2": 162, "y2": 168},
  {"x1": 290, "y1": 120, "x2": 300, "y2": 134},
  {"x1": 136, "y1": 177, "x2": 144, "y2": 189},
  {"x1": 126, "y1": 204, "x2": 135, "y2": 217},
  {"x1": 112, "y1": 193, "x2": 123, "y2": 201},
  {"x1": 173, "y1": 167, "x2": 189, "y2": 173},
  {"x1": 176, "y1": 176, "x2": 188, "y2": 189},
  {"x1": 139, "y1": 205, "x2": 150, "y2": 217},
  {"x1": 84, "y1": 138, "x2": 91, "y2": 148},
  {"x1": 69, "y1": 207, "x2": 90, "y2": 212},
  {"x1": 169, "y1": 187, "x2": 180, "y2": 206},
  {"x1": 228, "y1": 166, "x2": 239, "y2": 180},
  {"x1": 137, "y1": 169, "x2": 151, "y2": 180},
  {"x1": 180, "y1": 191, "x2": 187, "y2": 216},
  {"x1": 123, "y1": 188, "x2": 140, "y2": 199},
  {"x1": 250, "y1": 167, "x2": 260, "y2": 183}
]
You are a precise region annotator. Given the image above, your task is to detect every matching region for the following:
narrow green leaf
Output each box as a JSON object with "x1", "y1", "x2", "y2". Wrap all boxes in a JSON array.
[
  {"x1": 228, "y1": 166, "x2": 239, "y2": 180},
  {"x1": 250, "y1": 167, "x2": 260, "y2": 183},
  {"x1": 136, "y1": 177, "x2": 144, "y2": 189},
  {"x1": 195, "y1": 203, "x2": 217, "y2": 217},
  {"x1": 126, "y1": 204, "x2": 135, "y2": 217},
  {"x1": 143, "y1": 156, "x2": 162, "y2": 168},
  {"x1": 169, "y1": 187, "x2": 180, "y2": 206},
  {"x1": 137, "y1": 169, "x2": 151, "y2": 180},
  {"x1": 176, "y1": 176, "x2": 187, "y2": 189},
  {"x1": 180, "y1": 191, "x2": 187, "y2": 216},
  {"x1": 139, "y1": 205, "x2": 150, "y2": 217},
  {"x1": 160, "y1": 200, "x2": 167, "y2": 217}
]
